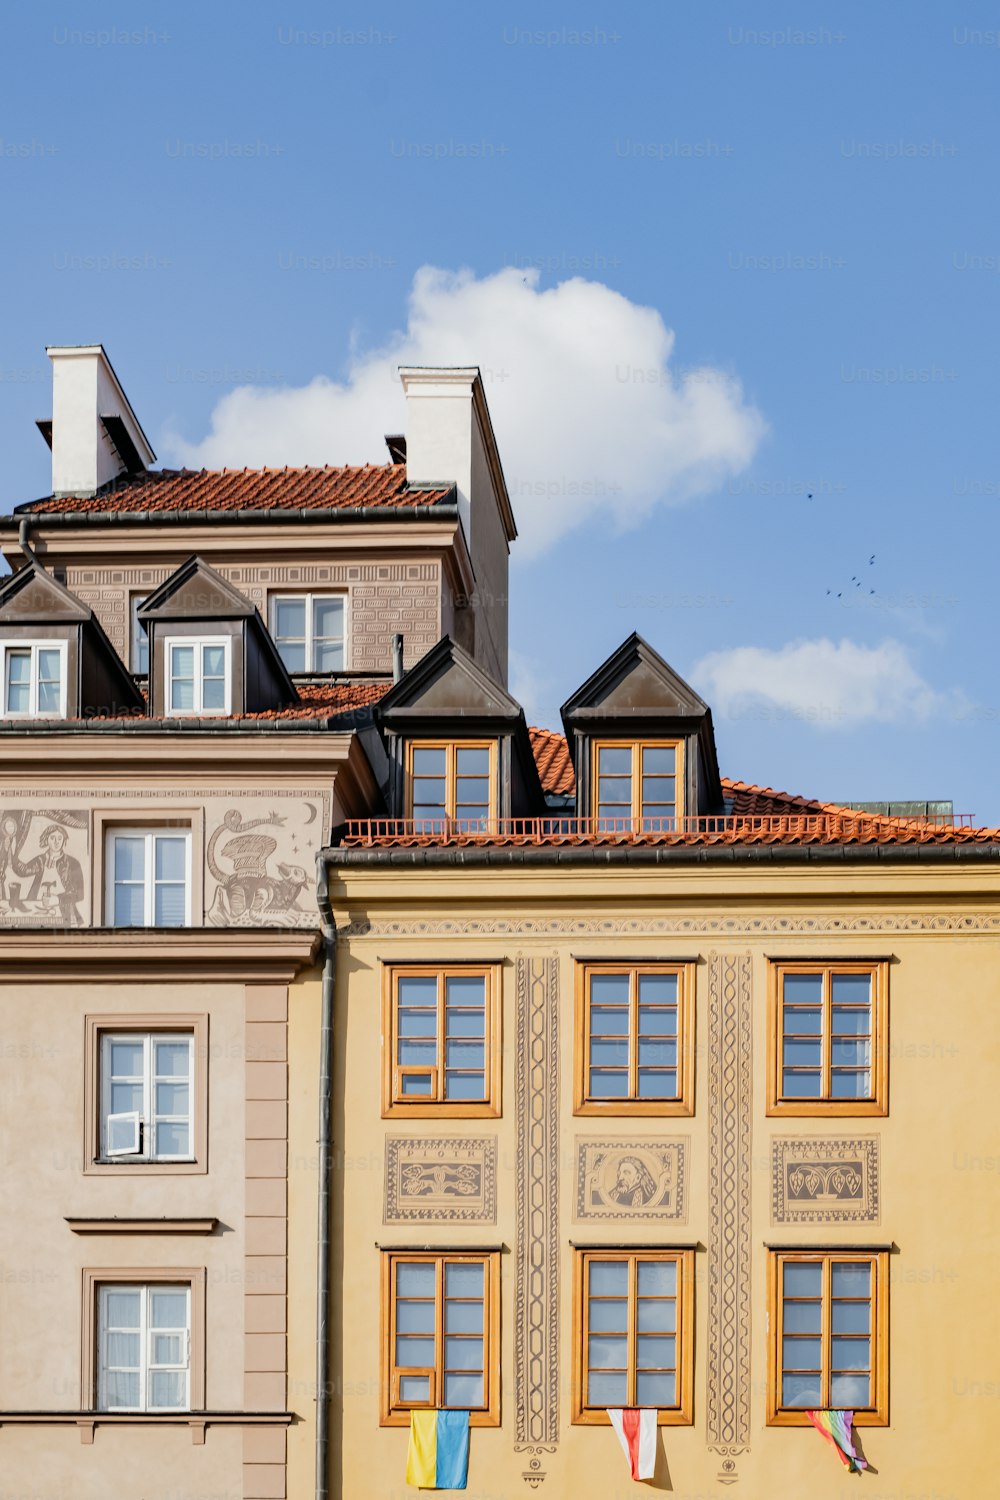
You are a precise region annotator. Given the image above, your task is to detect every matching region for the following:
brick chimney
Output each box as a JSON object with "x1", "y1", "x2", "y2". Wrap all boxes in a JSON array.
[{"x1": 42, "y1": 345, "x2": 155, "y2": 497}]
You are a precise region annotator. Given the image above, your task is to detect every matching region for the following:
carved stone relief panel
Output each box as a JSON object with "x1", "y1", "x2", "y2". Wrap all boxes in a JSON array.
[
  {"x1": 771, "y1": 1136, "x2": 880, "y2": 1224},
  {"x1": 574, "y1": 1138, "x2": 688, "y2": 1221},
  {"x1": 0, "y1": 808, "x2": 89, "y2": 927},
  {"x1": 383, "y1": 1137, "x2": 497, "y2": 1223}
]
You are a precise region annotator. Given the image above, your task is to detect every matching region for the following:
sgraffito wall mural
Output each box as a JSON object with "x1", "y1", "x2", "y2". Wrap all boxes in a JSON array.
[{"x1": 0, "y1": 790, "x2": 330, "y2": 928}]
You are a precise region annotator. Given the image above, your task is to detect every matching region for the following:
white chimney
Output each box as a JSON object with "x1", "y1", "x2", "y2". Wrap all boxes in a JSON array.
[
  {"x1": 399, "y1": 365, "x2": 517, "y2": 685},
  {"x1": 44, "y1": 344, "x2": 155, "y2": 497}
]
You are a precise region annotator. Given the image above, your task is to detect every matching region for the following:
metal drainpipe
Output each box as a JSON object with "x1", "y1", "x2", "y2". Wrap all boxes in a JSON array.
[
  {"x1": 315, "y1": 854, "x2": 337, "y2": 1500},
  {"x1": 17, "y1": 516, "x2": 39, "y2": 566}
]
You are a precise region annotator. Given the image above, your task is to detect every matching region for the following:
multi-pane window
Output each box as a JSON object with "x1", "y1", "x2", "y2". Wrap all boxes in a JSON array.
[
  {"x1": 100, "y1": 1031, "x2": 194, "y2": 1161},
  {"x1": 382, "y1": 1252, "x2": 499, "y2": 1425},
  {"x1": 769, "y1": 962, "x2": 887, "y2": 1115},
  {"x1": 165, "y1": 638, "x2": 230, "y2": 715},
  {"x1": 384, "y1": 965, "x2": 499, "y2": 1115},
  {"x1": 574, "y1": 1250, "x2": 694, "y2": 1424},
  {"x1": 592, "y1": 740, "x2": 682, "y2": 830},
  {"x1": 0, "y1": 641, "x2": 66, "y2": 718},
  {"x1": 97, "y1": 1283, "x2": 191, "y2": 1412},
  {"x1": 769, "y1": 1251, "x2": 887, "y2": 1424},
  {"x1": 576, "y1": 963, "x2": 694, "y2": 1115},
  {"x1": 130, "y1": 595, "x2": 149, "y2": 674},
  {"x1": 407, "y1": 742, "x2": 496, "y2": 830},
  {"x1": 106, "y1": 829, "x2": 191, "y2": 927},
  {"x1": 270, "y1": 594, "x2": 346, "y2": 672}
]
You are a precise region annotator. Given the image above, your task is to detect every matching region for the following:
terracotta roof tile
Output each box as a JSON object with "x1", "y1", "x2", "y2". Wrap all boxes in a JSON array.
[
  {"x1": 62, "y1": 678, "x2": 392, "y2": 726},
  {"x1": 19, "y1": 466, "x2": 454, "y2": 516},
  {"x1": 528, "y1": 726, "x2": 575, "y2": 795},
  {"x1": 721, "y1": 777, "x2": 828, "y2": 816}
]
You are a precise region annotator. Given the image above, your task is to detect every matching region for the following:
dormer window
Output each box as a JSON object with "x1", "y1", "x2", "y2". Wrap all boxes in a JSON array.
[
  {"x1": 0, "y1": 641, "x2": 67, "y2": 719},
  {"x1": 593, "y1": 740, "x2": 683, "y2": 831},
  {"x1": 165, "y1": 638, "x2": 231, "y2": 716},
  {"x1": 407, "y1": 741, "x2": 496, "y2": 830}
]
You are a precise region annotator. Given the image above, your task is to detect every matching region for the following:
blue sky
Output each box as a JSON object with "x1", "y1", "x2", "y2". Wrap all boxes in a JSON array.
[{"x1": 2, "y1": 2, "x2": 1000, "y2": 817}]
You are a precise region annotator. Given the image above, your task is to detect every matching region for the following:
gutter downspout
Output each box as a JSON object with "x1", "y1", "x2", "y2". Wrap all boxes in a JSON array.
[
  {"x1": 315, "y1": 854, "x2": 337, "y2": 1500},
  {"x1": 17, "y1": 516, "x2": 40, "y2": 567}
]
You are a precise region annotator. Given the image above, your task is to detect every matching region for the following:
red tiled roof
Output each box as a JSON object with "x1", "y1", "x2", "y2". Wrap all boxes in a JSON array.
[
  {"x1": 529, "y1": 726, "x2": 575, "y2": 795},
  {"x1": 19, "y1": 466, "x2": 454, "y2": 516},
  {"x1": 722, "y1": 777, "x2": 828, "y2": 816},
  {"x1": 63, "y1": 679, "x2": 392, "y2": 725}
]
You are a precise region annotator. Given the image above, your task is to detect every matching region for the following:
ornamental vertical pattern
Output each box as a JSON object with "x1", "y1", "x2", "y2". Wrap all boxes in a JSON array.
[
  {"x1": 707, "y1": 950, "x2": 753, "y2": 1452},
  {"x1": 514, "y1": 956, "x2": 560, "y2": 1449}
]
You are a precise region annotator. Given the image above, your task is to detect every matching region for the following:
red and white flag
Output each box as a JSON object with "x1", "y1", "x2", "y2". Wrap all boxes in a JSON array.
[{"x1": 607, "y1": 1408, "x2": 656, "y2": 1480}]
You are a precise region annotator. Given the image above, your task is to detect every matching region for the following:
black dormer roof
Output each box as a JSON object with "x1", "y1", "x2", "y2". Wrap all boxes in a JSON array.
[
  {"x1": 137, "y1": 554, "x2": 257, "y2": 621},
  {"x1": 560, "y1": 632, "x2": 723, "y2": 813}
]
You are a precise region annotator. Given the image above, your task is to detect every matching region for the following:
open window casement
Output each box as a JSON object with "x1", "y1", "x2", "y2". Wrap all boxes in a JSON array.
[{"x1": 105, "y1": 1110, "x2": 142, "y2": 1157}]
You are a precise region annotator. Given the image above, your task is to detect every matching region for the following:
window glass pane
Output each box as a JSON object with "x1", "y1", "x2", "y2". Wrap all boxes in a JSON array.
[
  {"x1": 782, "y1": 1372, "x2": 821, "y2": 1407},
  {"x1": 412, "y1": 747, "x2": 447, "y2": 776},
  {"x1": 783, "y1": 1301, "x2": 822, "y2": 1334},
  {"x1": 148, "y1": 1371, "x2": 186, "y2": 1408},
  {"x1": 396, "y1": 1300, "x2": 436, "y2": 1334},
  {"x1": 637, "y1": 1068, "x2": 675, "y2": 1098},
  {"x1": 274, "y1": 599, "x2": 306, "y2": 637},
  {"x1": 598, "y1": 777, "x2": 631, "y2": 804},
  {"x1": 458, "y1": 747, "x2": 491, "y2": 780},
  {"x1": 399, "y1": 1375, "x2": 431, "y2": 1402},
  {"x1": 831, "y1": 1039, "x2": 870, "y2": 1067},
  {"x1": 6, "y1": 651, "x2": 31, "y2": 683},
  {"x1": 155, "y1": 1121, "x2": 190, "y2": 1156},
  {"x1": 107, "y1": 1332, "x2": 140, "y2": 1366},
  {"x1": 150, "y1": 1291, "x2": 188, "y2": 1328},
  {"x1": 313, "y1": 639, "x2": 344, "y2": 672},
  {"x1": 445, "y1": 1009, "x2": 485, "y2": 1038},
  {"x1": 201, "y1": 674, "x2": 226, "y2": 711},
  {"x1": 110, "y1": 1082, "x2": 143, "y2": 1114},
  {"x1": 105, "y1": 1370, "x2": 140, "y2": 1408},
  {"x1": 154, "y1": 837, "x2": 186, "y2": 881},
  {"x1": 455, "y1": 777, "x2": 490, "y2": 806},
  {"x1": 312, "y1": 596, "x2": 344, "y2": 634},
  {"x1": 783, "y1": 973, "x2": 824, "y2": 1004},
  {"x1": 831, "y1": 1262, "x2": 870, "y2": 1297},
  {"x1": 113, "y1": 885, "x2": 145, "y2": 926},
  {"x1": 597, "y1": 746, "x2": 632, "y2": 775},
  {"x1": 637, "y1": 1333, "x2": 674, "y2": 1368},
  {"x1": 400, "y1": 1072, "x2": 435, "y2": 1096},
  {"x1": 396, "y1": 1336, "x2": 436, "y2": 1367},
  {"x1": 783, "y1": 1262, "x2": 823, "y2": 1298},
  {"x1": 639, "y1": 1004, "x2": 677, "y2": 1037},
  {"x1": 782, "y1": 1071, "x2": 822, "y2": 1097},
  {"x1": 641, "y1": 776, "x2": 674, "y2": 804},
  {"x1": 444, "y1": 1336, "x2": 483, "y2": 1371},
  {"x1": 132, "y1": 598, "x2": 149, "y2": 673},
  {"x1": 590, "y1": 1003, "x2": 629, "y2": 1035},
  {"x1": 588, "y1": 1298, "x2": 627, "y2": 1332},
  {"x1": 589, "y1": 1260, "x2": 628, "y2": 1297},
  {"x1": 202, "y1": 645, "x2": 225, "y2": 678},
  {"x1": 590, "y1": 1070, "x2": 629, "y2": 1097},
  {"x1": 106, "y1": 1290, "x2": 141, "y2": 1327},
  {"x1": 637, "y1": 1038, "x2": 676, "y2": 1067},
  {"x1": 445, "y1": 1262, "x2": 484, "y2": 1299},
  {"x1": 831, "y1": 1301, "x2": 870, "y2": 1334},
  {"x1": 830, "y1": 1372, "x2": 871, "y2": 1407},
  {"x1": 155, "y1": 1082, "x2": 189, "y2": 1115},
  {"x1": 278, "y1": 641, "x2": 307, "y2": 672},
  {"x1": 442, "y1": 1372, "x2": 483, "y2": 1407},
  {"x1": 38, "y1": 649, "x2": 61, "y2": 681},
  {"x1": 637, "y1": 973, "x2": 677, "y2": 1005},
  {"x1": 783, "y1": 1337, "x2": 822, "y2": 1370},
  {"x1": 831, "y1": 1337, "x2": 870, "y2": 1371},
  {"x1": 446, "y1": 975, "x2": 485, "y2": 1010},
  {"x1": 636, "y1": 1371, "x2": 675, "y2": 1407},
  {"x1": 445, "y1": 1039, "x2": 485, "y2": 1071},
  {"x1": 444, "y1": 1300, "x2": 482, "y2": 1334},
  {"x1": 587, "y1": 1371, "x2": 628, "y2": 1405},
  {"x1": 637, "y1": 1260, "x2": 676, "y2": 1297},
  {"x1": 169, "y1": 647, "x2": 194, "y2": 708},
  {"x1": 637, "y1": 1298, "x2": 676, "y2": 1333},
  {"x1": 398, "y1": 975, "x2": 438, "y2": 1005},
  {"x1": 398, "y1": 1040, "x2": 437, "y2": 1066},
  {"x1": 396, "y1": 1262, "x2": 436, "y2": 1299},
  {"x1": 114, "y1": 837, "x2": 146, "y2": 883},
  {"x1": 830, "y1": 1070, "x2": 871, "y2": 1098},
  {"x1": 107, "y1": 1113, "x2": 140, "y2": 1152},
  {"x1": 783, "y1": 1040, "x2": 822, "y2": 1068},
  {"x1": 151, "y1": 1334, "x2": 184, "y2": 1364},
  {"x1": 110, "y1": 1040, "x2": 144, "y2": 1076},
  {"x1": 642, "y1": 745, "x2": 676, "y2": 774},
  {"x1": 154, "y1": 883, "x2": 187, "y2": 927},
  {"x1": 590, "y1": 1038, "x2": 628, "y2": 1068},
  {"x1": 155, "y1": 1041, "x2": 191, "y2": 1078},
  {"x1": 783, "y1": 1006, "x2": 822, "y2": 1036},
  {"x1": 831, "y1": 973, "x2": 872, "y2": 1003},
  {"x1": 589, "y1": 1334, "x2": 628, "y2": 1369},
  {"x1": 444, "y1": 1071, "x2": 486, "y2": 1100},
  {"x1": 831, "y1": 1007, "x2": 871, "y2": 1035}
]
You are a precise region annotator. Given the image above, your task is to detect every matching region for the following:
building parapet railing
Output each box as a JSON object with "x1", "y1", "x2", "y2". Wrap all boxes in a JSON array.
[{"x1": 338, "y1": 812, "x2": 978, "y2": 849}]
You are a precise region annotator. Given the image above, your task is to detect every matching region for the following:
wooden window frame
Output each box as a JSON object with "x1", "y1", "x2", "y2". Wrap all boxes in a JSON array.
[
  {"x1": 572, "y1": 1249, "x2": 694, "y2": 1425},
  {"x1": 591, "y1": 738, "x2": 684, "y2": 826},
  {"x1": 767, "y1": 1250, "x2": 888, "y2": 1426},
  {"x1": 574, "y1": 962, "x2": 695, "y2": 1117},
  {"x1": 83, "y1": 1013, "x2": 209, "y2": 1176},
  {"x1": 405, "y1": 739, "x2": 498, "y2": 825},
  {"x1": 380, "y1": 1250, "x2": 500, "y2": 1427},
  {"x1": 268, "y1": 591, "x2": 349, "y2": 673},
  {"x1": 382, "y1": 964, "x2": 501, "y2": 1118},
  {"x1": 81, "y1": 1266, "x2": 206, "y2": 1412},
  {"x1": 767, "y1": 961, "x2": 888, "y2": 1117}
]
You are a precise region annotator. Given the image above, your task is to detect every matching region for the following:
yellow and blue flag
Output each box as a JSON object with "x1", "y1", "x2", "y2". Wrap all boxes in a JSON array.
[{"x1": 405, "y1": 1409, "x2": 470, "y2": 1490}]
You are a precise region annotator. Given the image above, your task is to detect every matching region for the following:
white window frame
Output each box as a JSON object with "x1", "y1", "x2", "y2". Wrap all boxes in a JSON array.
[
  {"x1": 99, "y1": 1030, "x2": 195, "y2": 1163},
  {"x1": 0, "y1": 639, "x2": 68, "y2": 719},
  {"x1": 164, "y1": 636, "x2": 231, "y2": 716},
  {"x1": 105, "y1": 828, "x2": 192, "y2": 928},
  {"x1": 97, "y1": 1283, "x2": 191, "y2": 1412},
  {"x1": 130, "y1": 595, "x2": 149, "y2": 675},
  {"x1": 269, "y1": 592, "x2": 348, "y2": 673}
]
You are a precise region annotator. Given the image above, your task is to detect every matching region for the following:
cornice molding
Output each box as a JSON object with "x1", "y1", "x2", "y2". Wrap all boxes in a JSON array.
[
  {"x1": 335, "y1": 911, "x2": 1000, "y2": 939},
  {"x1": 0, "y1": 928, "x2": 320, "y2": 981}
]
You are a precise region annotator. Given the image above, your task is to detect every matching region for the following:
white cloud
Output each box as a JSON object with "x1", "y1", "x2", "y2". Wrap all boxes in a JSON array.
[
  {"x1": 165, "y1": 265, "x2": 765, "y2": 557},
  {"x1": 692, "y1": 637, "x2": 961, "y2": 729}
]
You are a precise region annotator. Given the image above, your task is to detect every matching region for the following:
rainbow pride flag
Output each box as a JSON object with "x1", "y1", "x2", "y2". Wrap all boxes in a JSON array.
[
  {"x1": 405, "y1": 1409, "x2": 470, "y2": 1490},
  {"x1": 805, "y1": 1410, "x2": 867, "y2": 1472}
]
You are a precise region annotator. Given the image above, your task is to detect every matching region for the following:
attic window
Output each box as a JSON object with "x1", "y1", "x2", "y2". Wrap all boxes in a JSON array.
[
  {"x1": 0, "y1": 641, "x2": 67, "y2": 719},
  {"x1": 593, "y1": 740, "x2": 683, "y2": 831},
  {"x1": 165, "y1": 638, "x2": 231, "y2": 717},
  {"x1": 406, "y1": 742, "x2": 497, "y2": 830}
]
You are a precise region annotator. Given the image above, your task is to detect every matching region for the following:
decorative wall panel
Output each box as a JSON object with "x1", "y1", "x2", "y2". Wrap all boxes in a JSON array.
[
  {"x1": 383, "y1": 1137, "x2": 497, "y2": 1223},
  {"x1": 771, "y1": 1136, "x2": 880, "y2": 1224},
  {"x1": 574, "y1": 1138, "x2": 687, "y2": 1221}
]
